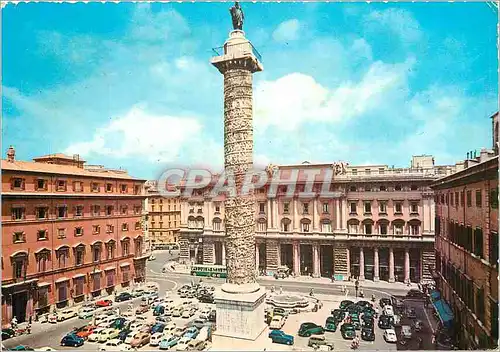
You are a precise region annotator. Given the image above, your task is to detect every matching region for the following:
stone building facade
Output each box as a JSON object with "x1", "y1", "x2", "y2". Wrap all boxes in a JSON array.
[
  {"x1": 432, "y1": 113, "x2": 499, "y2": 349},
  {"x1": 179, "y1": 156, "x2": 458, "y2": 284},
  {"x1": 1, "y1": 149, "x2": 147, "y2": 326},
  {"x1": 144, "y1": 181, "x2": 181, "y2": 249}
]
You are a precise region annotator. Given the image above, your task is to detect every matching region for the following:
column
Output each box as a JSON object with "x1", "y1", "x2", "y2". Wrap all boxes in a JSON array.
[
  {"x1": 313, "y1": 244, "x2": 320, "y2": 278},
  {"x1": 359, "y1": 247, "x2": 365, "y2": 281},
  {"x1": 194, "y1": 247, "x2": 199, "y2": 265},
  {"x1": 255, "y1": 243, "x2": 260, "y2": 271},
  {"x1": 346, "y1": 247, "x2": 351, "y2": 279},
  {"x1": 273, "y1": 198, "x2": 279, "y2": 230},
  {"x1": 313, "y1": 198, "x2": 319, "y2": 231},
  {"x1": 207, "y1": 200, "x2": 212, "y2": 228},
  {"x1": 335, "y1": 199, "x2": 341, "y2": 230},
  {"x1": 341, "y1": 198, "x2": 347, "y2": 230},
  {"x1": 373, "y1": 248, "x2": 380, "y2": 282},
  {"x1": 293, "y1": 198, "x2": 299, "y2": 231},
  {"x1": 277, "y1": 243, "x2": 281, "y2": 267},
  {"x1": 293, "y1": 242, "x2": 300, "y2": 276},
  {"x1": 204, "y1": 201, "x2": 210, "y2": 228},
  {"x1": 430, "y1": 198, "x2": 436, "y2": 232},
  {"x1": 213, "y1": 243, "x2": 216, "y2": 264},
  {"x1": 389, "y1": 247, "x2": 395, "y2": 283},
  {"x1": 267, "y1": 199, "x2": 272, "y2": 229},
  {"x1": 404, "y1": 248, "x2": 410, "y2": 284},
  {"x1": 222, "y1": 242, "x2": 226, "y2": 266}
]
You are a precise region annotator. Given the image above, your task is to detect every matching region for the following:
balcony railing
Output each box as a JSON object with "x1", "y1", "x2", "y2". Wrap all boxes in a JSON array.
[{"x1": 212, "y1": 42, "x2": 262, "y2": 62}]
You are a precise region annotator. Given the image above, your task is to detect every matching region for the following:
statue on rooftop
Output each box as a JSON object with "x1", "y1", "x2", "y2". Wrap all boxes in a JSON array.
[{"x1": 229, "y1": 2, "x2": 244, "y2": 30}]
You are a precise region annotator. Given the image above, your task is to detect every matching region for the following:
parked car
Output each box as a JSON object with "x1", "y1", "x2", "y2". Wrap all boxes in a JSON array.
[
  {"x1": 88, "y1": 328, "x2": 107, "y2": 342},
  {"x1": 186, "y1": 339, "x2": 207, "y2": 351},
  {"x1": 151, "y1": 323, "x2": 165, "y2": 334},
  {"x1": 159, "y1": 335, "x2": 180, "y2": 350},
  {"x1": 58, "y1": 309, "x2": 77, "y2": 321},
  {"x1": 155, "y1": 315, "x2": 172, "y2": 324},
  {"x1": 269, "y1": 315, "x2": 285, "y2": 330},
  {"x1": 192, "y1": 318, "x2": 206, "y2": 330},
  {"x1": 339, "y1": 300, "x2": 354, "y2": 310},
  {"x1": 60, "y1": 333, "x2": 84, "y2": 347},
  {"x1": 199, "y1": 309, "x2": 211, "y2": 320},
  {"x1": 132, "y1": 288, "x2": 145, "y2": 297},
  {"x1": 183, "y1": 327, "x2": 199, "y2": 340},
  {"x1": 383, "y1": 328, "x2": 398, "y2": 343},
  {"x1": 149, "y1": 332, "x2": 164, "y2": 347},
  {"x1": 118, "y1": 329, "x2": 132, "y2": 342},
  {"x1": 173, "y1": 326, "x2": 188, "y2": 337},
  {"x1": 393, "y1": 314, "x2": 402, "y2": 327},
  {"x1": 48, "y1": 314, "x2": 58, "y2": 324},
  {"x1": 406, "y1": 289, "x2": 425, "y2": 299},
  {"x1": 308, "y1": 336, "x2": 334, "y2": 349},
  {"x1": 115, "y1": 292, "x2": 133, "y2": 302},
  {"x1": 340, "y1": 323, "x2": 356, "y2": 340},
  {"x1": 136, "y1": 304, "x2": 149, "y2": 315},
  {"x1": 324, "y1": 317, "x2": 337, "y2": 332},
  {"x1": 175, "y1": 336, "x2": 193, "y2": 351},
  {"x1": 78, "y1": 307, "x2": 95, "y2": 319},
  {"x1": 298, "y1": 322, "x2": 324, "y2": 337},
  {"x1": 400, "y1": 325, "x2": 412, "y2": 340},
  {"x1": 379, "y1": 297, "x2": 392, "y2": 307},
  {"x1": 361, "y1": 327, "x2": 375, "y2": 341},
  {"x1": 7, "y1": 346, "x2": 35, "y2": 351},
  {"x1": 76, "y1": 325, "x2": 97, "y2": 339},
  {"x1": 383, "y1": 305, "x2": 394, "y2": 317},
  {"x1": 130, "y1": 332, "x2": 150, "y2": 348},
  {"x1": 97, "y1": 328, "x2": 120, "y2": 343},
  {"x1": 163, "y1": 322, "x2": 177, "y2": 334},
  {"x1": 208, "y1": 310, "x2": 216, "y2": 323},
  {"x1": 124, "y1": 332, "x2": 141, "y2": 345},
  {"x1": 2, "y1": 328, "x2": 15, "y2": 340},
  {"x1": 268, "y1": 330, "x2": 294, "y2": 345},
  {"x1": 331, "y1": 309, "x2": 345, "y2": 323},
  {"x1": 181, "y1": 308, "x2": 196, "y2": 319},
  {"x1": 378, "y1": 315, "x2": 394, "y2": 329},
  {"x1": 99, "y1": 338, "x2": 131, "y2": 351},
  {"x1": 95, "y1": 299, "x2": 113, "y2": 308}
]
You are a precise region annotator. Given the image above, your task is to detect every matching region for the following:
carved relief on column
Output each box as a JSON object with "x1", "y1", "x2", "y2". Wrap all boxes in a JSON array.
[
  {"x1": 373, "y1": 248, "x2": 380, "y2": 282},
  {"x1": 265, "y1": 240, "x2": 279, "y2": 272},
  {"x1": 389, "y1": 247, "x2": 395, "y2": 283},
  {"x1": 359, "y1": 247, "x2": 365, "y2": 281}
]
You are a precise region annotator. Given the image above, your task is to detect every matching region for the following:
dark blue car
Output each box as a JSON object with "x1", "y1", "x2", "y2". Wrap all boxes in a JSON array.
[
  {"x1": 151, "y1": 323, "x2": 165, "y2": 334},
  {"x1": 60, "y1": 333, "x2": 84, "y2": 347},
  {"x1": 268, "y1": 330, "x2": 294, "y2": 345},
  {"x1": 118, "y1": 329, "x2": 131, "y2": 342}
]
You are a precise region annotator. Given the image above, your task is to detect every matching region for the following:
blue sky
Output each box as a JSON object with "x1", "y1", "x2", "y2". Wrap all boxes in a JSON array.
[{"x1": 2, "y1": 2, "x2": 498, "y2": 180}]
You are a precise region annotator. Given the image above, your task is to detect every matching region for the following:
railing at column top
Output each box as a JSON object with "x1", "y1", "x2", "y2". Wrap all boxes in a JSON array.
[{"x1": 212, "y1": 42, "x2": 263, "y2": 62}]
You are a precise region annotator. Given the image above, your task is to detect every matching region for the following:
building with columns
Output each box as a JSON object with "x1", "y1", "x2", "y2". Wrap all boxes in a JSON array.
[
  {"x1": 431, "y1": 112, "x2": 498, "y2": 350},
  {"x1": 179, "y1": 156, "x2": 458, "y2": 284},
  {"x1": 1, "y1": 148, "x2": 148, "y2": 326}
]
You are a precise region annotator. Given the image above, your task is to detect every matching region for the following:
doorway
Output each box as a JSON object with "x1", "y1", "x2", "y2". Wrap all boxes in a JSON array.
[
  {"x1": 320, "y1": 245, "x2": 333, "y2": 277},
  {"x1": 280, "y1": 244, "x2": 293, "y2": 270},
  {"x1": 12, "y1": 291, "x2": 28, "y2": 323}
]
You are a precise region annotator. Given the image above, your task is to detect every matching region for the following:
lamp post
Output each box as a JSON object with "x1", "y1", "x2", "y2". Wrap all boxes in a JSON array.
[{"x1": 355, "y1": 279, "x2": 359, "y2": 298}]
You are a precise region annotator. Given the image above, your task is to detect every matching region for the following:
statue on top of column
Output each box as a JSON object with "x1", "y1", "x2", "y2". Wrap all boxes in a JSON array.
[{"x1": 229, "y1": 2, "x2": 244, "y2": 30}]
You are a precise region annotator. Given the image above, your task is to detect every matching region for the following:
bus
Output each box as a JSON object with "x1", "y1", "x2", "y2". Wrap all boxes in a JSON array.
[{"x1": 190, "y1": 264, "x2": 227, "y2": 278}]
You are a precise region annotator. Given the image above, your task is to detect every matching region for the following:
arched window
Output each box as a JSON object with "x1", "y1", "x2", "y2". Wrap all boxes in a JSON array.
[
  {"x1": 35, "y1": 248, "x2": 51, "y2": 273},
  {"x1": 321, "y1": 219, "x2": 331, "y2": 233},
  {"x1": 361, "y1": 219, "x2": 374, "y2": 235},
  {"x1": 408, "y1": 219, "x2": 421, "y2": 235},
  {"x1": 10, "y1": 251, "x2": 28, "y2": 279},
  {"x1": 377, "y1": 219, "x2": 390, "y2": 235},
  {"x1": 213, "y1": 217, "x2": 222, "y2": 232},
  {"x1": 256, "y1": 218, "x2": 267, "y2": 232},
  {"x1": 188, "y1": 216, "x2": 196, "y2": 229},
  {"x1": 105, "y1": 240, "x2": 116, "y2": 260},
  {"x1": 91, "y1": 241, "x2": 102, "y2": 263},
  {"x1": 300, "y1": 218, "x2": 311, "y2": 233},
  {"x1": 121, "y1": 238, "x2": 131, "y2": 256},
  {"x1": 281, "y1": 218, "x2": 291, "y2": 232},
  {"x1": 73, "y1": 244, "x2": 86, "y2": 266},
  {"x1": 392, "y1": 219, "x2": 405, "y2": 235},
  {"x1": 196, "y1": 216, "x2": 204, "y2": 229},
  {"x1": 347, "y1": 219, "x2": 360, "y2": 234}
]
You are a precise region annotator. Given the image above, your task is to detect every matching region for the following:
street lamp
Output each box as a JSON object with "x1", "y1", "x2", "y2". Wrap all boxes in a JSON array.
[{"x1": 355, "y1": 279, "x2": 359, "y2": 298}]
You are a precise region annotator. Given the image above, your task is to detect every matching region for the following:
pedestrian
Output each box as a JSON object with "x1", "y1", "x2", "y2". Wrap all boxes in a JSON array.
[
  {"x1": 279, "y1": 286, "x2": 283, "y2": 294},
  {"x1": 26, "y1": 324, "x2": 31, "y2": 335},
  {"x1": 28, "y1": 315, "x2": 32, "y2": 325},
  {"x1": 11, "y1": 316, "x2": 18, "y2": 330}
]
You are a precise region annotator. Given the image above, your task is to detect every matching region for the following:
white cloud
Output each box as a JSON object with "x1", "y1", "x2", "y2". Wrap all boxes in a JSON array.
[
  {"x1": 272, "y1": 19, "x2": 301, "y2": 42},
  {"x1": 364, "y1": 8, "x2": 423, "y2": 44},
  {"x1": 65, "y1": 106, "x2": 203, "y2": 163},
  {"x1": 254, "y1": 58, "x2": 415, "y2": 131}
]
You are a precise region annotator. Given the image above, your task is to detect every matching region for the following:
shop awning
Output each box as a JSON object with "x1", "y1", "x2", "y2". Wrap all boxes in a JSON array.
[{"x1": 432, "y1": 299, "x2": 454, "y2": 327}]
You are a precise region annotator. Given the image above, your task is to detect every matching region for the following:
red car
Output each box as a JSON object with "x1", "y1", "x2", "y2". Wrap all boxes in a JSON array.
[
  {"x1": 76, "y1": 325, "x2": 97, "y2": 339},
  {"x1": 95, "y1": 299, "x2": 113, "y2": 307}
]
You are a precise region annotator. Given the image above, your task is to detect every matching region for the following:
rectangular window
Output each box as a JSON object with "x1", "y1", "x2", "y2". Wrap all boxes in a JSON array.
[
  {"x1": 134, "y1": 185, "x2": 141, "y2": 195},
  {"x1": 92, "y1": 205, "x2": 100, "y2": 216},
  {"x1": 122, "y1": 242, "x2": 130, "y2": 256},
  {"x1": 350, "y1": 202, "x2": 357, "y2": 214},
  {"x1": 395, "y1": 202, "x2": 402, "y2": 213},
  {"x1": 13, "y1": 259, "x2": 25, "y2": 279},
  {"x1": 93, "y1": 247, "x2": 101, "y2": 262},
  {"x1": 135, "y1": 221, "x2": 141, "y2": 230},
  {"x1": 378, "y1": 168, "x2": 385, "y2": 174},
  {"x1": 283, "y1": 202, "x2": 290, "y2": 214},
  {"x1": 380, "y1": 224, "x2": 388, "y2": 235},
  {"x1": 120, "y1": 184, "x2": 127, "y2": 193},
  {"x1": 106, "y1": 205, "x2": 113, "y2": 216},
  {"x1": 134, "y1": 206, "x2": 141, "y2": 215},
  {"x1": 364, "y1": 202, "x2": 371, "y2": 214},
  {"x1": 74, "y1": 227, "x2": 83, "y2": 236},
  {"x1": 410, "y1": 224, "x2": 420, "y2": 235},
  {"x1": 490, "y1": 232, "x2": 499, "y2": 267},
  {"x1": 73, "y1": 181, "x2": 83, "y2": 192},
  {"x1": 106, "y1": 224, "x2": 114, "y2": 233},
  {"x1": 322, "y1": 202, "x2": 329, "y2": 213},
  {"x1": 283, "y1": 222, "x2": 289, "y2": 232},
  {"x1": 321, "y1": 222, "x2": 331, "y2": 233},
  {"x1": 302, "y1": 202, "x2": 309, "y2": 214},
  {"x1": 57, "y1": 180, "x2": 67, "y2": 191},
  {"x1": 474, "y1": 228, "x2": 483, "y2": 258},
  {"x1": 215, "y1": 202, "x2": 221, "y2": 213},
  {"x1": 410, "y1": 202, "x2": 419, "y2": 214},
  {"x1": 475, "y1": 190, "x2": 482, "y2": 207},
  {"x1": 11, "y1": 207, "x2": 25, "y2": 220},
  {"x1": 37, "y1": 229, "x2": 48, "y2": 241},
  {"x1": 120, "y1": 206, "x2": 127, "y2": 215},
  {"x1": 57, "y1": 228, "x2": 66, "y2": 239},
  {"x1": 491, "y1": 188, "x2": 498, "y2": 209},
  {"x1": 352, "y1": 169, "x2": 357, "y2": 175},
  {"x1": 364, "y1": 223, "x2": 372, "y2": 235},
  {"x1": 91, "y1": 182, "x2": 100, "y2": 192},
  {"x1": 36, "y1": 179, "x2": 47, "y2": 190},
  {"x1": 379, "y1": 202, "x2": 387, "y2": 214},
  {"x1": 106, "y1": 245, "x2": 115, "y2": 260},
  {"x1": 13, "y1": 231, "x2": 26, "y2": 243},
  {"x1": 76, "y1": 250, "x2": 84, "y2": 266},
  {"x1": 58, "y1": 250, "x2": 68, "y2": 268},
  {"x1": 57, "y1": 206, "x2": 67, "y2": 218},
  {"x1": 365, "y1": 169, "x2": 371, "y2": 175},
  {"x1": 476, "y1": 287, "x2": 485, "y2": 324},
  {"x1": 122, "y1": 223, "x2": 129, "y2": 231},
  {"x1": 92, "y1": 225, "x2": 100, "y2": 235},
  {"x1": 75, "y1": 205, "x2": 83, "y2": 217},
  {"x1": 460, "y1": 191, "x2": 464, "y2": 206},
  {"x1": 12, "y1": 177, "x2": 25, "y2": 189},
  {"x1": 302, "y1": 222, "x2": 310, "y2": 233},
  {"x1": 106, "y1": 183, "x2": 113, "y2": 192},
  {"x1": 36, "y1": 207, "x2": 48, "y2": 219},
  {"x1": 259, "y1": 203, "x2": 265, "y2": 214},
  {"x1": 37, "y1": 254, "x2": 48, "y2": 273},
  {"x1": 394, "y1": 224, "x2": 403, "y2": 235},
  {"x1": 467, "y1": 190, "x2": 472, "y2": 207}
]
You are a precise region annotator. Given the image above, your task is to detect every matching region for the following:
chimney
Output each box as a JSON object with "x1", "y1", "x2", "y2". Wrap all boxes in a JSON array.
[{"x1": 6, "y1": 146, "x2": 15, "y2": 162}]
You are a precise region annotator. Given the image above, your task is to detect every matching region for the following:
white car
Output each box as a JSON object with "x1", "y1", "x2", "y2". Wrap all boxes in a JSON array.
[
  {"x1": 58, "y1": 309, "x2": 77, "y2": 321},
  {"x1": 383, "y1": 305, "x2": 394, "y2": 317},
  {"x1": 88, "y1": 328, "x2": 107, "y2": 342},
  {"x1": 383, "y1": 329, "x2": 398, "y2": 343},
  {"x1": 130, "y1": 322, "x2": 144, "y2": 331},
  {"x1": 181, "y1": 308, "x2": 195, "y2": 318},
  {"x1": 78, "y1": 307, "x2": 95, "y2": 319},
  {"x1": 199, "y1": 309, "x2": 211, "y2": 320},
  {"x1": 98, "y1": 317, "x2": 117, "y2": 328},
  {"x1": 269, "y1": 316, "x2": 285, "y2": 330},
  {"x1": 95, "y1": 314, "x2": 116, "y2": 326},
  {"x1": 99, "y1": 338, "x2": 131, "y2": 351},
  {"x1": 163, "y1": 322, "x2": 177, "y2": 334},
  {"x1": 175, "y1": 336, "x2": 192, "y2": 351},
  {"x1": 97, "y1": 328, "x2": 119, "y2": 343},
  {"x1": 149, "y1": 332, "x2": 164, "y2": 346}
]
